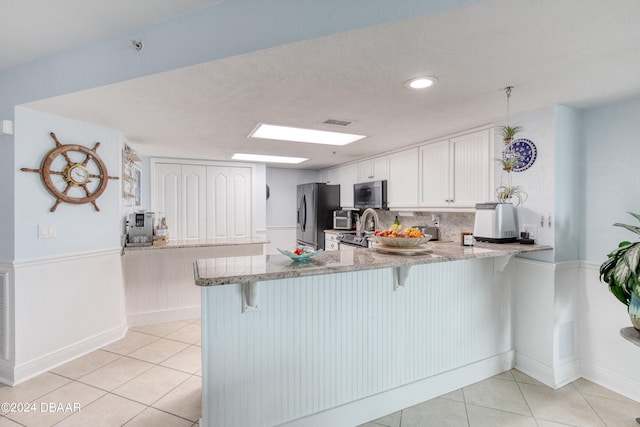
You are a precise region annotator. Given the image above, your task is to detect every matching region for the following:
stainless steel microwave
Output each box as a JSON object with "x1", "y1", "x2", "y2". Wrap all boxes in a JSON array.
[{"x1": 354, "y1": 180, "x2": 388, "y2": 210}]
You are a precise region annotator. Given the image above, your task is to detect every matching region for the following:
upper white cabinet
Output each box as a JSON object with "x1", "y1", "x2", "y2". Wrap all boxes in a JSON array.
[
  {"x1": 319, "y1": 126, "x2": 493, "y2": 211},
  {"x1": 420, "y1": 129, "x2": 492, "y2": 208},
  {"x1": 388, "y1": 147, "x2": 419, "y2": 208},
  {"x1": 450, "y1": 130, "x2": 492, "y2": 207},
  {"x1": 338, "y1": 163, "x2": 358, "y2": 208},
  {"x1": 153, "y1": 160, "x2": 253, "y2": 241},
  {"x1": 357, "y1": 156, "x2": 388, "y2": 182},
  {"x1": 419, "y1": 140, "x2": 451, "y2": 208}
]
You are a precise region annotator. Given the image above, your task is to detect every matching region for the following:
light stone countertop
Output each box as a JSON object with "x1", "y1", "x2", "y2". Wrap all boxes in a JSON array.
[
  {"x1": 194, "y1": 241, "x2": 552, "y2": 286},
  {"x1": 125, "y1": 235, "x2": 269, "y2": 251}
]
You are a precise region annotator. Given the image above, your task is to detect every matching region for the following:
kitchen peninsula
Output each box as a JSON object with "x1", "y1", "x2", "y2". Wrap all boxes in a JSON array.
[{"x1": 195, "y1": 241, "x2": 551, "y2": 427}]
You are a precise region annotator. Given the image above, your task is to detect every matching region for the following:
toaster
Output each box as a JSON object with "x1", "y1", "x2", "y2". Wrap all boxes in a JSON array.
[{"x1": 473, "y1": 202, "x2": 517, "y2": 243}]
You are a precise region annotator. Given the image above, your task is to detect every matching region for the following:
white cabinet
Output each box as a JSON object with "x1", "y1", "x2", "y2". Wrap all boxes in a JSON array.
[
  {"x1": 153, "y1": 161, "x2": 253, "y2": 241},
  {"x1": 419, "y1": 140, "x2": 451, "y2": 208},
  {"x1": 419, "y1": 129, "x2": 492, "y2": 208},
  {"x1": 357, "y1": 156, "x2": 388, "y2": 182},
  {"x1": 450, "y1": 131, "x2": 492, "y2": 207},
  {"x1": 387, "y1": 147, "x2": 419, "y2": 208},
  {"x1": 337, "y1": 164, "x2": 358, "y2": 208},
  {"x1": 324, "y1": 232, "x2": 339, "y2": 251}
]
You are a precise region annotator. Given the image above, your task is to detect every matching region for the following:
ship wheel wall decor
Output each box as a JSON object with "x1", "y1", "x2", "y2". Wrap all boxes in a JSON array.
[{"x1": 21, "y1": 132, "x2": 119, "y2": 212}]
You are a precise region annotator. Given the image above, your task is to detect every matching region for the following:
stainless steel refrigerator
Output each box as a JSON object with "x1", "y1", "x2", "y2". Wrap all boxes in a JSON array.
[{"x1": 296, "y1": 183, "x2": 340, "y2": 250}]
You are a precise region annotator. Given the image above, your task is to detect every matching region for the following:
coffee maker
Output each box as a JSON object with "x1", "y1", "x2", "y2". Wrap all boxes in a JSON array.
[{"x1": 126, "y1": 212, "x2": 155, "y2": 246}]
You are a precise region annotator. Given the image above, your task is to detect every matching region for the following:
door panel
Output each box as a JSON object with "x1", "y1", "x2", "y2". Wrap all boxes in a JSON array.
[
  {"x1": 154, "y1": 163, "x2": 181, "y2": 239},
  {"x1": 182, "y1": 165, "x2": 207, "y2": 240}
]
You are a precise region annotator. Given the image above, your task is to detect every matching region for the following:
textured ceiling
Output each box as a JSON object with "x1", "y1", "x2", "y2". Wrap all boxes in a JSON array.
[
  {"x1": 0, "y1": 0, "x2": 223, "y2": 70},
  {"x1": 21, "y1": 0, "x2": 640, "y2": 169}
]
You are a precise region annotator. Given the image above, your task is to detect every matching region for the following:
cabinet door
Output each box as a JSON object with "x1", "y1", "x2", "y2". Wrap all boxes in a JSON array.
[
  {"x1": 338, "y1": 164, "x2": 358, "y2": 208},
  {"x1": 318, "y1": 169, "x2": 330, "y2": 184},
  {"x1": 451, "y1": 130, "x2": 492, "y2": 207},
  {"x1": 358, "y1": 157, "x2": 389, "y2": 182},
  {"x1": 182, "y1": 164, "x2": 207, "y2": 240},
  {"x1": 419, "y1": 140, "x2": 451, "y2": 207},
  {"x1": 387, "y1": 148, "x2": 419, "y2": 208},
  {"x1": 154, "y1": 163, "x2": 182, "y2": 239},
  {"x1": 207, "y1": 166, "x2": 253, "y2": 238},
  {"x1": 325, "y1": 168, "x2": 339, "y2": 185}
]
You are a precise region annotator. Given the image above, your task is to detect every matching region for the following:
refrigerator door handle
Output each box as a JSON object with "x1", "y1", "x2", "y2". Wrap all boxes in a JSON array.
[{"x1": 301, "y1": 194, "x2": 307, "y2": 232}]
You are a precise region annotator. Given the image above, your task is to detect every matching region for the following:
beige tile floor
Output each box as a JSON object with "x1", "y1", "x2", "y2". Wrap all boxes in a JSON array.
[
  {"x1": 1, "y1": 318, "x2": 639, "y2": 427},
  {"x1": 0, "y1": 318, "x2": 202, "y2": 427},
  {"x1": 360, "y1": 370, "x2": 640, "y2": 427}
]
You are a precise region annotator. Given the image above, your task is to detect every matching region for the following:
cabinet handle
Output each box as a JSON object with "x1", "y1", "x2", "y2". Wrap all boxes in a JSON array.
[{"x1": 368, "y1": 175, "x2": 374, "y2": 179}]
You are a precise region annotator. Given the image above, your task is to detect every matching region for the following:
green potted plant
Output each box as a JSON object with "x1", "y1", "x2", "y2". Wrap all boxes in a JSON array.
[
  {"x1": 499, "y1": 125, "x2": 524, "y2": 144},
  {"x1": 599, "y1": 212, "x2": 640, "y2": 330}
]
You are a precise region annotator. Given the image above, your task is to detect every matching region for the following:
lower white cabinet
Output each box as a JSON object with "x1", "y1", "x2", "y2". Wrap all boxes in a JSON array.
[{"x1": 324, "y1": 231, "x2": 340, "y2": 251}]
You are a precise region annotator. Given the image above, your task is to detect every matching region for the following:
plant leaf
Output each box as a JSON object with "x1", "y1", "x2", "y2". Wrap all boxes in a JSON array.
[
  {"x1": 623, "y1": 243, "x2": 640, "y2": 274},
  {"x1": 613, "y1": 259, "x2": 632, "y2": 289},
  {"x1": 613, "y1": 223, "x2": 640, "y2": 236},
  {"x1": 627, "y1": 212, "x2": 640, "y2": 224}
]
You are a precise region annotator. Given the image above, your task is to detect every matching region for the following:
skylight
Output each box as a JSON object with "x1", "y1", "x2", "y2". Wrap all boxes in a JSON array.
[
  {"x1": 232, "y1": 153, "x2": 308, "y2": 164},
  {"x1": 249, "y1": 123, "x2": 365, "y2": 146}
]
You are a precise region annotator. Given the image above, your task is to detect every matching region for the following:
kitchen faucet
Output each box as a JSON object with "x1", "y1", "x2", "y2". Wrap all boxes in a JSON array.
[{"x1": 356, "y1": 208, "x2": 379, "y2": 237}]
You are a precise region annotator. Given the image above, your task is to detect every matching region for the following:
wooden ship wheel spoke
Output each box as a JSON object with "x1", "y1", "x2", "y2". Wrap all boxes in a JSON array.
[{"x1": 21, "y1": 132, "x2": 119, "y2": 212}]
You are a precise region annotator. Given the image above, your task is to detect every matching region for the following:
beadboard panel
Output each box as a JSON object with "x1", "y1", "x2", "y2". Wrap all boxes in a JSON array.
[
  {"x1": 11, "y1": 250, "x2": 126, "y2": 384},
  {"x1": 123, "y1": 244, "x2": 264, "y2": 326},
  {"x1": 201, "y1": 257, "x2": 512, "y2": 427}
]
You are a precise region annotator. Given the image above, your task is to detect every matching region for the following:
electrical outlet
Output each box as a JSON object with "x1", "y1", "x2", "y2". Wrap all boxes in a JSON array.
[
  {"x1": 38, "y1": 224, "x2": 56, "y2": 239},
  {"x1": 523, "y1": 224, "x2": 537, "y2": 240}
]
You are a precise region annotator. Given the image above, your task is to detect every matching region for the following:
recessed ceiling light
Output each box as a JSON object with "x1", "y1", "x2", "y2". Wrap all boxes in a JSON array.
[
  {"x1": 249, "y1": 123, "x2": 365, "y2": 146},
  {"x1": 405, "y1": 76, "x2": 438, "y2": 90},
  {"x1": 232, "y1": 153, "x2": 308, "y2": 164}
]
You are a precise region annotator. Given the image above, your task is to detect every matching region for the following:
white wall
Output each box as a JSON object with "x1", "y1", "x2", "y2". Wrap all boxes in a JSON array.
[
  {"x1": 265, "y1": 167, "x2": 319, "y2": 253},
  {"x1": 0, "y1": 134, "x2": 13, "y2": 260},
  {"x1": 553, "y1": 106, "x2": 582, "y2": 262},
  {"x1": 579, "y1": 96, "x2": 640, "y2": 400},
  {"x1": 14, "y1": 108, "x2": 123, "y2": 260},
  {"x1": 494, "y1": 107, "x2": 556, "y2": 262},
  {"x1": 266, "y1": 168, "x2": 319, "y2": 227},
  {"x1": 3, "y1": 108, "x2": 127, "y2": 385}
]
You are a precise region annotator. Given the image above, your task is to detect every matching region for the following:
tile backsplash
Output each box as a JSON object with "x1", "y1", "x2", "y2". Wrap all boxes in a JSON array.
[{"x1": 375, "y1": 210, "x2": 475, "y2": 242}]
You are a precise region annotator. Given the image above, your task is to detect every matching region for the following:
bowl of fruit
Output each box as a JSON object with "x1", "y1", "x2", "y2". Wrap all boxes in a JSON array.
[
  {"x1": 373, "y1": 226, "x2": 432, "y2": 247},
  {"x1": 277, "y1": 245, "x2": 323, "y2": 261}
]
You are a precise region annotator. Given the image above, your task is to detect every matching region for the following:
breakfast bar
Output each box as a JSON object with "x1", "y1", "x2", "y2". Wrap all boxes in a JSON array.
[{"x1": 195, "y1": 242, "x2": 551, "y2": 427}]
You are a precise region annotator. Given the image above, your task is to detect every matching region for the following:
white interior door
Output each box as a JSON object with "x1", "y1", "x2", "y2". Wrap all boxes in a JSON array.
[
  {"x1": 182, "y1": 164, "x2": 207, "y2": 240},
  {"x1": 206, "y1": 166, "x2": 252, "y2": 239},
  {"x1": 154, "y1": 162, "x2": 181, "y2": 239}
]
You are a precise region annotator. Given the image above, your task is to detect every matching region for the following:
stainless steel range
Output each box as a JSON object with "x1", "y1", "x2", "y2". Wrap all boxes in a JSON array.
[{"x1": 338, "y1": 233, "x2": 371, "y2": 249}]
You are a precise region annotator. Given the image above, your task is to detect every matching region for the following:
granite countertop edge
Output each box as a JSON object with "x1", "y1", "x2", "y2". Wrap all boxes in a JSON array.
[
  {"x1": 125, "y1": 236, "x2": 269, "y2": 251},
  {"x1": 195, "y1": 242, "x2": 552, "y2": 287}
]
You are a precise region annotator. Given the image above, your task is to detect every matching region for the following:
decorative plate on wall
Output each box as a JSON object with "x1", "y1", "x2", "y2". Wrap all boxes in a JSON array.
[{"x1": 504, "y1": 138, "x2": 537, "y2": 172}]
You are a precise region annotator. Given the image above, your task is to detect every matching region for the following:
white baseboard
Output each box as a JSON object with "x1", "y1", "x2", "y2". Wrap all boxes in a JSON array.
[
  {"x1": 515, "y1": 352, "x2": 581, "y2": 389},
  {"x1": 281, "y1": 350, "x2": 515, "y2": 427},
  {"x1": 581, "y1": 359, "x2": 640, "y2": 402},
  {"x1": 5, "y1": 323, "x2": 127, "y2": 386},
  {"x1": 127, "y1": 306, "x2": 201, "y2": 327}
]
